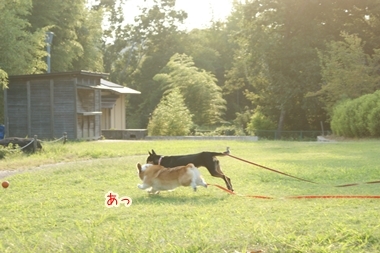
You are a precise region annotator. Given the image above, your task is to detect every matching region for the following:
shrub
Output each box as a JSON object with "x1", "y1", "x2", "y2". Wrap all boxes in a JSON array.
[
  {"x1": 211, "y1": 125, "x2": 245, "y2": 136},
  {"x1": 246, "y1": 110, "x2": 277, "y2": 136},
  {"x1": 0, "y1": 145, "x2": 21, "y2": 159},
  {"x1": 147, "y1": 89, "x2": 193, "y2": 136},
  {"x1": 331, "y1": 91, "x2": 380, "y2": 137}
]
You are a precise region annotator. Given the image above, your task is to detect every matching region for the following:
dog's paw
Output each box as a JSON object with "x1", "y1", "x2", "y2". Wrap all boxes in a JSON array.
[{"x1": 148, "y1": 189, "x2": 160, "y2": 194}]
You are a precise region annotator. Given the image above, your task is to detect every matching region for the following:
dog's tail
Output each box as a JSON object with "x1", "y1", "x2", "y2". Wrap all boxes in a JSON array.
[
  {"x1": 210, "y1": 152, "x2": 226, "y2": 157},
  {"x1": 208, "y1": 147, "x2": 230, "y2": 157}
]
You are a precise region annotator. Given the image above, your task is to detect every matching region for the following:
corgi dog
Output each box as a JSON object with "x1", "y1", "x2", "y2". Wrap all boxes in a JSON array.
[{"x1": 136, "y1": 163, "x2": 207, "y2": 194}]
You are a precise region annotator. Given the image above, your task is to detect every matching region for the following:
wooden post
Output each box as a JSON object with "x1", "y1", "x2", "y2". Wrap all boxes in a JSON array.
[
  {"x1": 63, "y1": 132, "x2": 67, "y2": 144},
  {"x1": 33, "y1": 135, "x2": 38, "y2": 153},
  {"x1": 320, "y1": 121, "x2": 324, "y2": 136}
]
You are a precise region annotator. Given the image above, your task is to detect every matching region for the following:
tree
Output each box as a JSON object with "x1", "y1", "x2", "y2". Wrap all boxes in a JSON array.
[
  {"x1": 226, "y1": 0, "x2": 326, "y2": 134},
  {"x1": 0, "y1": 70, "x2": 7, "y2": 90},
  {"x1": 0, "y1": 0, "x2": 47, "y2": 123},
  {"x1": 28, "y1": 0, "x2": 104, "y2": 72},
  {"x1": 154, "y1": 53, "x2": 226, "y2": 126},
  {"x1": 104, "y1": 0, "x2": 187, "y2": 128},
  {"x1": 181, "y1": 23, "x2": 237, "y2": 122},
  {"x1": 0, "y1": 0, "x2": 47, "y2": 75},
  {"x1": 0, "y1": 69, "x2": 8, "y2": 123},
  {"x1": 310, "y1": 32, "x2": 380, "y2": 115},
  {"x1": 72, "y1": 7, "x2": 105, "y2": 72},
  {"x1": 99, "y1": 0, "x2": 126, "y2": 74},
  {"x1": 147, "y1": 88, "x2": 193, "y2": 136},
  {"x1": 246, "y1": 108, "x2": 277, "y2": 136},
  {"x1": 224, "y1": 0, "x2": 380, "y2": 133}
]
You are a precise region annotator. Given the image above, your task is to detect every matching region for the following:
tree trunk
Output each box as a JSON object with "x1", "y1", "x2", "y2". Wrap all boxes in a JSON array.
[{"x1": 276, "y1": 107, "x2": 286, "y2": 139}]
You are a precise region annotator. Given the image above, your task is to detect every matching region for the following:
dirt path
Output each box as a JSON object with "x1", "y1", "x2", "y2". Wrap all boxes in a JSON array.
[
  {"x1": 0, "y1": 156, "x2": 144, "y2": 180},
  {"x1": 0, "y1": 170, "x2": 20, "y2": 180}
]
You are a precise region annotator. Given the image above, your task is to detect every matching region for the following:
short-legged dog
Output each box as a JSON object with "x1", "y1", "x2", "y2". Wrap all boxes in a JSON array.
[{"x1": 136, "y1": 163, "x2": 207, "y2": 194}]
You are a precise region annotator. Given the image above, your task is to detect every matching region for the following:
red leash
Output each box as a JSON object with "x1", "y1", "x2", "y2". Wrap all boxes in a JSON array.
[
  {"x1": 224, "y1": 153, "x2": 380, "y2": 188},
  {"x1": 208, "y1": 183, "x2": 380, "y2": 199},
  {"x1": 213, "y1": 150, "x2": 380, "y2": 198},
  {"x1": 207, "y1": 184, "x2": 274, "y2": 199},
  {"x1": 287, "y1": 195, "x2": 380, "y2": 199},
  {"x1": 225, "y1": 153, "x2": 317, "y2": 184},
  {"x1": 334, "y1": 180, "x2": 380, "y2": 187}
]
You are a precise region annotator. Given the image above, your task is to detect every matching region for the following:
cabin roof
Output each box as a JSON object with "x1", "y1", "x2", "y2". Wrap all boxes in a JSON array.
[
  {"x1": 9, "y1": 70, "x2": 108, "y2": 80},
  {"x1": 99, "y1": 79, "x2": 140, "y2": 94},
  {"x1": 8, "y1": 70, "x2": 141, "y2": 94}
]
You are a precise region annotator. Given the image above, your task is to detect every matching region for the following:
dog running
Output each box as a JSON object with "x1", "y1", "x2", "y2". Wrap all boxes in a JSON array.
[
  {"x1": 146, "y1": 149, "x2": 233, "y2": 191},
  {"x1": 136, "y1": 163, "x2": 208, "y2": 194}
]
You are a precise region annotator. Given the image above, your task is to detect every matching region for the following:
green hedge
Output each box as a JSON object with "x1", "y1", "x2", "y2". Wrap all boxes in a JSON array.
[{"x1": 331, "y1": 90, "x2": 380, "y2": 137}]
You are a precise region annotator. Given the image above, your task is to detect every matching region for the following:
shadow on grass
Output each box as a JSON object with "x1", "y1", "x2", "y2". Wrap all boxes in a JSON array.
[{"x1": 132, "y1": 192, "x2": 230, "y2": 206}]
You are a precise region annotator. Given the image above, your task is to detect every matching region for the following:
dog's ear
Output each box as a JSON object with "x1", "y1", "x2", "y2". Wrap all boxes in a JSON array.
[
  {"x1": 152, "y1": 149, "x2": 156, "y2": 155},
  {"x1": 148, "y1": 150, "x2": 151, "y2": 155}
]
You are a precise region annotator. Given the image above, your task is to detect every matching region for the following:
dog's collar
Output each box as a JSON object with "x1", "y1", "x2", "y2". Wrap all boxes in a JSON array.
[{"x1": 158, "y1": 156, "x2": 164, "y2": 165}]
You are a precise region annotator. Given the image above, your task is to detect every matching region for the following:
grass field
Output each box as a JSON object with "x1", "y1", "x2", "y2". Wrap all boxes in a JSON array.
[{"x1": 0, "y1": 139, "x2": 380, "y2": 252}]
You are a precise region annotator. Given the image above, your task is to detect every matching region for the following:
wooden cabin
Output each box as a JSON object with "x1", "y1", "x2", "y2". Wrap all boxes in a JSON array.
[{"x1": 5, "y1": 71, "x2": 140, "y2": 140}]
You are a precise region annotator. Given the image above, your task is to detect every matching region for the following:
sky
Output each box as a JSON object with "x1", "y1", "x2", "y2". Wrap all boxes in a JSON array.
[{"x1": 122, "y1": 0, "x2": 235, "y2": 30}]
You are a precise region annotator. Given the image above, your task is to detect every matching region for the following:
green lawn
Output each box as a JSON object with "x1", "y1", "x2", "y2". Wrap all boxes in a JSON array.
[{"x1": 1, "y1": 140, "x2": 379, "y2": 252}]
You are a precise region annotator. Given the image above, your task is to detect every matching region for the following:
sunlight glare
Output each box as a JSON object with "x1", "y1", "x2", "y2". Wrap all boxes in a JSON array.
[{"x1": 122, "y1": 0, "x2": 234, "y2": 30}]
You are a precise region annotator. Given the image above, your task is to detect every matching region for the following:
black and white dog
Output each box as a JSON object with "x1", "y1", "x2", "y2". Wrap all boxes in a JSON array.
[{"x1": 146, "y1": 149, "x2": 233, "y2": 191}]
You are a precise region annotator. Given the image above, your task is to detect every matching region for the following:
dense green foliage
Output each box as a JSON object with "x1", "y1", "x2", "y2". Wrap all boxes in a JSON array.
[
  {"x1": 313, "y1": 32, "x2": 380, "y2": 116},
  {"x1": 246, "y1": 109, "x2": 277, "y2": 136},
  {"x1": 226, "y1": 0, "x2": 380, "y2": 133},
  {"x1": 147, "y1": 88, "x2": 193, "y2": 136},
  {"x1": 0, "y1": 0, "x2": 47, "y2": 75},
  {"x1": 0, "y1": 70, "x2": 7, "y2": 91},
  {"x1": 104, "y1": 0, "x2": 188, "y2": 128},
  {"x1": 2, "y1": 0, "x2": 380, "y2": 136},
  {"x1": 28, "y1": 0, "x2": 104, "y2": 72},
  {"x1": 153, "y1": 53, "x2": 226, "y2": 126},
  {"x1": 331, "y1": 90, "x2": 380, "y2": 137}
]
